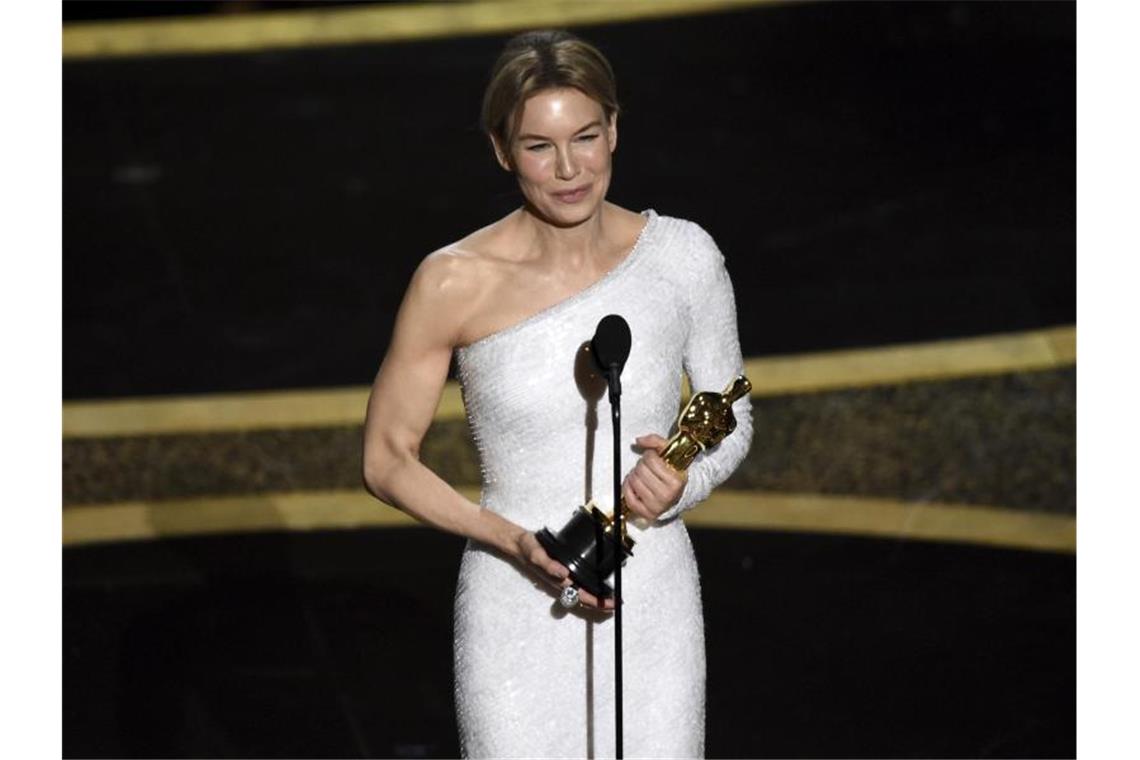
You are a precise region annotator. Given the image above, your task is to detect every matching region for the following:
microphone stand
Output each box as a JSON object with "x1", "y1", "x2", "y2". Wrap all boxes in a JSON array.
[{"x1": 605, "y1": 364, "x2": 624, "y2": 760}]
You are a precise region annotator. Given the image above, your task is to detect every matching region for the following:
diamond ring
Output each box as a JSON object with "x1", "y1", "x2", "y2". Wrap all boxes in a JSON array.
[{"x1": 558, "y1": 586, "x2": 580, "y2": 609}]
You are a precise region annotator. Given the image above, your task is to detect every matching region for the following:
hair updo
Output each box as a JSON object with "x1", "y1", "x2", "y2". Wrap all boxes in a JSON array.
[{"x1": 481, "y1": 30, "x2": 620, "y2": 156}]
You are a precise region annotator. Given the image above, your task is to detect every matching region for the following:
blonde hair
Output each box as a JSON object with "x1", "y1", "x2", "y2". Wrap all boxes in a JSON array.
[{"x1": 481, "y1": 30, "x2": 620, "y2": 157}]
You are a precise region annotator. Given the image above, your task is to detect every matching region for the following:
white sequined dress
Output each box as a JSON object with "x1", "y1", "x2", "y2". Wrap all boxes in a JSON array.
[{"x1": 452, "y1": 210, "x2": 753, "y2": 758}]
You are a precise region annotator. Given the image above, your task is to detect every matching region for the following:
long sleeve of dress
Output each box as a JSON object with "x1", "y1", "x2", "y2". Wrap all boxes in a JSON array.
[{"x1": 659, "y1": 223, "x2": 753, "y2": 522}]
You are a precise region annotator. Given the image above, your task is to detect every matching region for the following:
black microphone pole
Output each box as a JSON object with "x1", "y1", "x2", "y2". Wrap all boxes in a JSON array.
[
  {"x1": 608, "y1": 361, "x2": 624, "y2": 760},
  {"x1": 590, "y1": 314, "x2": 630, "y2": 759}
]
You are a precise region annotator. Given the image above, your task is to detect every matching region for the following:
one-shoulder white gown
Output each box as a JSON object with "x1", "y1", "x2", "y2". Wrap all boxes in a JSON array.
[{"x1": 452, "y1": 210, "x2": 753, "y2": 758}]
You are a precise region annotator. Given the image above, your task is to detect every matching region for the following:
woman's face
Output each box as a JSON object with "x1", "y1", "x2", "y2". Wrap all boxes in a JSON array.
[{"x1": 496, "y1": 87, "x2": 617, "y2": 227}]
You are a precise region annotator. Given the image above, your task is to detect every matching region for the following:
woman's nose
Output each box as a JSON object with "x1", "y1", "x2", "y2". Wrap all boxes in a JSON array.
[{"x1": 555, "y1": 148, "x2": 579, "y2": 180}]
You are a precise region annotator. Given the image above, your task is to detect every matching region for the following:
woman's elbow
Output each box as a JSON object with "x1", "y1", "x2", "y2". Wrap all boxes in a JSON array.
[
  {"x1": 361, "y1": 439, "x2": 416, "y2": 504},
  {"x1": 361, "y1": 456, "x2": 389, "y2": 502}
]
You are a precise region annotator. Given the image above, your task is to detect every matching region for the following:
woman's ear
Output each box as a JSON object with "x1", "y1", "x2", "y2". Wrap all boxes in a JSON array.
[
  {"x1": 490, "y1": 135, "x2": 513, "y2": 172},
  {"x1": 608, "y1": 115, "x2": 618, "y2": 154}
]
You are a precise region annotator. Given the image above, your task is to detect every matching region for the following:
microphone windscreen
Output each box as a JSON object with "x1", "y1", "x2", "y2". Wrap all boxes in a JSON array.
[{"x1": 591, "y1": 314, "x2": 631, "y2": 375}]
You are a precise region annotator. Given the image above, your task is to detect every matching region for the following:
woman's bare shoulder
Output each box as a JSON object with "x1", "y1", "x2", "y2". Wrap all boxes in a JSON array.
[
  {"x1": 407, "y1": 247, "x2": 489, "y2": 322},
  {"x1": 416, "y1": 214, "x2": 518, "y2": 292},
  {"x1": 400, "y1": 215, "x2": 520, "y2": 341}
]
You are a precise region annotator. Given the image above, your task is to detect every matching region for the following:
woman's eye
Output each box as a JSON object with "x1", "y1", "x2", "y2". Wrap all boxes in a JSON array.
[
  {"x1": 577, "y1": 134, "x2": 599, "y2": 142},
  {"x1": 525, "y1": 143, "x2": 550, "y2": 152}
]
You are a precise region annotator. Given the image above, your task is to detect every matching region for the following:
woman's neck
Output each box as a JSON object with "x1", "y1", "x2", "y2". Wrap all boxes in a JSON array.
[{"x1": 515, "y1": 202, "x2": 616, "y2": 268}]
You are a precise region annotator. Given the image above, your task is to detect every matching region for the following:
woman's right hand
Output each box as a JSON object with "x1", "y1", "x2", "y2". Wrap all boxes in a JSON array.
[{"x1": 515, "y1": 531, "x2": 616, "y2": 611}]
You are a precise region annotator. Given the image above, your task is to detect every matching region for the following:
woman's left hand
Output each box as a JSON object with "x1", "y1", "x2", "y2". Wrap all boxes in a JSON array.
[{"x1": 621, "y1": 434, "x2": 687, "y2": 521}]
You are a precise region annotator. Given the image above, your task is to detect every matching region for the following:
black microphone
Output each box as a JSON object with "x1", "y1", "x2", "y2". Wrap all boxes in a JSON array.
[
  {"x1": 590, "y1": 314, "x2": 631, "y2": 403},
  {"x1": 590, "y1": 313, "x2": 632, "y2": 757}
]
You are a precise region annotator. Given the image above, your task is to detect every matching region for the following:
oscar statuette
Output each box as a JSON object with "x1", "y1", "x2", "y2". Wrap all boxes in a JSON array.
[{"x1": 537, "y1": 374, "x2": 752, "y2": 601}]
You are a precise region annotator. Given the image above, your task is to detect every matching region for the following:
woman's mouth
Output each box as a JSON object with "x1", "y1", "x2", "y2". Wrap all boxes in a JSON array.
[{"x1": 552, "y1": 185, "x2": 591, "y2": 204}]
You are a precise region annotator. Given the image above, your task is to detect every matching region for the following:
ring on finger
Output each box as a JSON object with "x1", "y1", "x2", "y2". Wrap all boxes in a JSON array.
[{"x1": 559, "y1": 586, "x2": 580, "y2": 609}]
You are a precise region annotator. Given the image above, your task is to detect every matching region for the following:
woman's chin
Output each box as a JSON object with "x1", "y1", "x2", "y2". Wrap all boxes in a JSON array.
[{"x1": 527, "y1": 196, "x2": 603, "y2": 227}]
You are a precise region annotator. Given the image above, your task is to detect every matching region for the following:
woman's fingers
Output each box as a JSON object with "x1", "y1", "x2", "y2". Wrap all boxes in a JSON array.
[
  {"x1": 537, "y1": 553, "x2": 569, "y2": 583},
  {"x1": 622, "y1": 476, "x2": 657, "y2": 520},
  {"x1": 624, "y1": 433, "x2": 686, "y2": 519},
  {"x1": 625, "y1": 457, "x2": 686, "y2": 518},
  {"x1": 635, "y1": 460, "x2": 674, "y2": 503},
  {"x1": 629, "y1": 468, "x2": 667, "y2": 507},
  {"x1": 545, "y1": 558, "x2": 569, "y2": 581},
  {"x1": 522, "y1": 533, "x2": 616, "y2": 612},
  {"x1": 635, "y1": 433, "x2": 669, "y2": 451},
  {"x1": 643, "y1": 451, "x2": 684, "y2": 489},
  {"x1": 561, "y1": 578, "x2": 616, "y2": 611},
  {"x1": 519, "y1": 532, "x2": 569, "y2": 582}
]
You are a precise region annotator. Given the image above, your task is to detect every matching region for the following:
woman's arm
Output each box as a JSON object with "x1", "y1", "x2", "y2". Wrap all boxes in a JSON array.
[
  {"x1": 362, "y1": 252, "x2": 523, "y2": 554},
  {"x1": 658, "y1": 223, "x2": 753, "y2": 521},
  {"x1": 362, "y1": 252, "x2": 613, "y2": 609},
  {"x1": 620, "y1": 222, "x2": 754, "y2": 523}
]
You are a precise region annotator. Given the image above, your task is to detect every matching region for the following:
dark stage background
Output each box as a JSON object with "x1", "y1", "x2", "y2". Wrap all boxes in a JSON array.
[
  {"x1": 64, "y1": 0, "x2": 1074, "y2": 399},
  {"x1": 63, "y1": 2, "x2": 1076, "y2": 758}
]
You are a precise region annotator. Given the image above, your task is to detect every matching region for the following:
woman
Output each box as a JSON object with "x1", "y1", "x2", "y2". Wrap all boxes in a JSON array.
[{"x1": 362, "y1": 30, "x2": 752, "y2": 758}]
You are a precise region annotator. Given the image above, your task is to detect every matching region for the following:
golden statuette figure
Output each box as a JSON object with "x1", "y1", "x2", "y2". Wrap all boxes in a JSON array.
[
  {"x1": 537, "y1": 374, "x2": 752, "y2": 601},
  {"x1": 661, "y1": 374, "x2": 754, "y2": 469},
  {"x1": 595, "y1": 374, "x2": 753, "y2": 541}
]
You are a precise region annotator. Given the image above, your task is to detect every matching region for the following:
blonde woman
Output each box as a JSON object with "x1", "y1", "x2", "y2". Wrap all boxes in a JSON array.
[{"x1": 363, "y1": 30, "x2": 752, "y2": 758}]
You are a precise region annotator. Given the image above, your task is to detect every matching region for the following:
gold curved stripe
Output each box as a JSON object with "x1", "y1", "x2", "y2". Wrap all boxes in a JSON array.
[
  {"x1": 744, "y1": 324, "x2": 1075, "y2": 396},
  {"x1": 63, "y1": 385, "x2": 381, "y2": 439},
  {"x1": 693, "y1": 491, "x2": 1075, "y2": 554},
  {"x1": 62, "y1": 488, "x2": 1075, "y2": 554},
  {"x1": 62, "y1": 325, "x2": 1075, "y2": 438},
  {"x1": 63, "y1": 0, "x2": 783, "y2": 60}
]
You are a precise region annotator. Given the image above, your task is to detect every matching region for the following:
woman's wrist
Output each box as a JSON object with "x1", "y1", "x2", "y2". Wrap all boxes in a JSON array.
[{"x1": 478, "y1": 509, "x2": 528, "y2": 560}]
